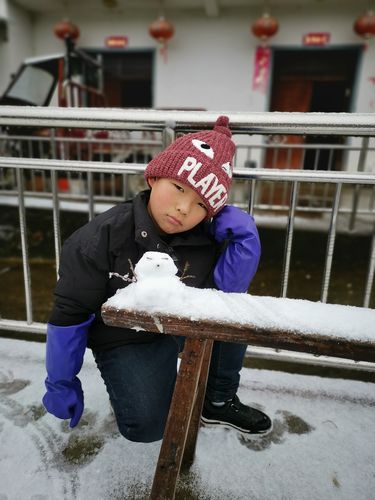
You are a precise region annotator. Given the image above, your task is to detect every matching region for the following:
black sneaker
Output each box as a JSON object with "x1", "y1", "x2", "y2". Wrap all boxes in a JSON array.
[{"x1": 201, "y1": 395, "x2": 272, "y2": 434}]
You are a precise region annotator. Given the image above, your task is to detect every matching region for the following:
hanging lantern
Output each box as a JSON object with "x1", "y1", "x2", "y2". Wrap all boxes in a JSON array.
[
  {"x1": 53, "y1": 19, "x2": 80, "y2": 41},
  {"x1": 353, "y1": 11, "x2": 375, "y2": 39},
  {"x1": 251, "y1": 12, "x2": 279, "y2": 43},
  {"x1": 149, "y1": 16, "x2": 175, "y2": 62}
]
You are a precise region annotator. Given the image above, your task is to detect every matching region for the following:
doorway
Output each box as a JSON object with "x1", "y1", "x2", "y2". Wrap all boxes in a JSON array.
[
  {"x1": 90, "y1": 50, "x2": 154, "y2": 108},
  {"x1": 266, "y1": 47, "x2": 361, "y2": 170}
]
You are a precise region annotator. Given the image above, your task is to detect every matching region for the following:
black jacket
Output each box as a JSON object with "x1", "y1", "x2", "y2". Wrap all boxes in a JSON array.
[{"x1": 49, "y1": 190, "x2": 220, "y2": 352}]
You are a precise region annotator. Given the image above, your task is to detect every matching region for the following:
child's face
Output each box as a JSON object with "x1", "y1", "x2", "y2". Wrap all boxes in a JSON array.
[{"x1": 147, "y1": 178, "x2": 208, "y2": 234}]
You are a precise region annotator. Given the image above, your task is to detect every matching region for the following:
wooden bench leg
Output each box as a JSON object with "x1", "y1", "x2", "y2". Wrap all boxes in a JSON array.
[
  {"x1": 181, "y1": 339, "x2": 213, "y2": 471},
  {"x1": 150, "y1": 337, "x2": 207, "y2": 500}
]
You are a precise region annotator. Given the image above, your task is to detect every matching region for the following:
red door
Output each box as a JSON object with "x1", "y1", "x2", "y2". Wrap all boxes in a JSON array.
[{"x1": 265, "y1": 78, "x2": 312, "y2": 170}]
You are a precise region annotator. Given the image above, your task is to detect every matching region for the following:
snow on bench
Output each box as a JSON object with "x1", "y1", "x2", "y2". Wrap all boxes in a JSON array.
[{"x1": 101, "y1": 252, "x2": 375, "y2": 363}]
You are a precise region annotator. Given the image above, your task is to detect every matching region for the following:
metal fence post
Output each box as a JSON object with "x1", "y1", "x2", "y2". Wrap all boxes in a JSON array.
[
  {"x1": 281, "y1": 181, "x2": 299, "y2": 298},
  {"x1": 321, "y1": 183, "x2": 342, "y2": 303},
  {"x1": 16, "y1": 168, "x2": 33, "y2": 324},
  {"x1": 363, "y1": 230, "x2": 375, "y2": 308},
  {"x1": 349, "y1": 137, "x2": 369, "y2": 231},
  {"x1": 162, "y1": 122, "x2": 176, "y2": 149},
  {"x1": 50, "y1": 129, "x2": 61, "y2": 277}
]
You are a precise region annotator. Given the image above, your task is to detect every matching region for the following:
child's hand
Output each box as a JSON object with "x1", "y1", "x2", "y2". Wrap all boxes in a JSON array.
[
  {"x1": 43, "y1": 378, "x2": 84, "y2": 428},
  {"x1": 42, "y1": 315, "x2": 94, "y2": 428},
  {"x1": 211, "y1": 205, "x2": 261, "y2": 293},
  {"x1": 211, "y1": 205, "x2": 254, "y2": 242}
]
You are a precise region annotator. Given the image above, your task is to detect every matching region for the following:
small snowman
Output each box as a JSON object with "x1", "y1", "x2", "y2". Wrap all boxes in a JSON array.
[
  {"x1": 134, "y1": 251, "x2": 179, "y2": 282},
  {"x1": 131, "y1": 252, "x2": 185, "y2": 308}
]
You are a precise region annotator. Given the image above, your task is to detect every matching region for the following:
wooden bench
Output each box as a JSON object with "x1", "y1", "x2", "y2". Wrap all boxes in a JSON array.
[{"x1": 102, "y1": 304, "x2": 375, "y2": 500}]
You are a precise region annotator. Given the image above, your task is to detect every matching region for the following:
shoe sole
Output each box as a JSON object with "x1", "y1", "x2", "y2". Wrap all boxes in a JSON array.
[{"x1": 201, "y1": 416, "x2": 272, "y2": 435}]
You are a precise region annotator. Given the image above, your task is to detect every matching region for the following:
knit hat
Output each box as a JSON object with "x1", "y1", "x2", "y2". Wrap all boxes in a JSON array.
[{"x1": 144, "y1": 115, "x2": 236, "y2": 217}]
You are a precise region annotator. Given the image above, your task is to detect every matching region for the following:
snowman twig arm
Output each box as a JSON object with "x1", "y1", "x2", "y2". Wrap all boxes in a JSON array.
[
  {"x1": 108, "y1": 272, "x2": 135, "y2": 283},
  {"x1": 108, "y1": 259, "x2": 137, "y2": 283},
  {"x1": 180, "y1": 261, "x2": 195, "y2": 281},
  {"x1": 128, "y1": 258, "x2": 136, "y2": 279}
]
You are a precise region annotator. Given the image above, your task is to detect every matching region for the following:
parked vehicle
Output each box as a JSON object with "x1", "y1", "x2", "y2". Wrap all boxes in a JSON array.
[{"x1": 0, "y1": 36, "x2": 105, "y2": 109}]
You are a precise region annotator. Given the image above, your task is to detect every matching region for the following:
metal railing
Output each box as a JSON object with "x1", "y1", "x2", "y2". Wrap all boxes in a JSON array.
[
  {"x1": 0, "y1": 107, "x2": 374, "y2": 348},
  {"x1": 0, "y1": 131, "x2": 162, "y2": 202},
  {"x1": 1, "y1": 109, "x2": 374, "y2": 222}
]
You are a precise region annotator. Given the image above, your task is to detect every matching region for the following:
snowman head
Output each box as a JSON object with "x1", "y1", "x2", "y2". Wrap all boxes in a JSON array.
[{"x1": 134, "y1": 252, "x2": 178, "y2": 281}]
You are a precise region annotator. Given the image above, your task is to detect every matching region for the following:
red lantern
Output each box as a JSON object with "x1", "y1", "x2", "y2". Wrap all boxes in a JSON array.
[
  {"x1": 54, "y1": 19, "x2": 80, "y2": 41},
  {"x1": 353, "y1": 11, "x2": 375, "y2": 39},
  {"x1": 251, "y1": 12, "x2": 279, "y2": 43},
  {"x1": 149, "y1": 16, "x2": 175, "y2": 62}
]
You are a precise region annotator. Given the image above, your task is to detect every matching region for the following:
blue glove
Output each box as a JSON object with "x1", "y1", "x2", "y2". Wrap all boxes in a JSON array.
[
  {"x1": 211, "y1": 205, "x2": 261, "y2": 293},
  {"x1": 42, "y1": 315, "x2": 94, "y2": 428}
]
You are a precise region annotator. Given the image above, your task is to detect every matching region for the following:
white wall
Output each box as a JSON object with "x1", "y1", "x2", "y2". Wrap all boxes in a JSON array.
[
  {"x1": 3, "y1": 4, "x2": 375, "y2": 113},
  {"x1": 0, "y1": 0, "x2": 33, "y2": 94}
]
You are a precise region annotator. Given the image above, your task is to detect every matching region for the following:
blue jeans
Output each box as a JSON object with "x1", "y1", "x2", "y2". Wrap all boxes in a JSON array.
[{"x1": 93, "y1": 337, "x2": 247, "y2": 443}]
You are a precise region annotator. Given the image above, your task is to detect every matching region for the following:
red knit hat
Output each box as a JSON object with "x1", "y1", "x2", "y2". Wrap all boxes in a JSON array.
[{"x1": 144, "y1": 115, "x2": 236, "y2": 217}]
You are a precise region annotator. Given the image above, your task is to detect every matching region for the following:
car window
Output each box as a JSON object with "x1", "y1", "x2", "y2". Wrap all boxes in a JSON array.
[{"x1": 7, "y1": 65, "x2": 55, "y2": 105}]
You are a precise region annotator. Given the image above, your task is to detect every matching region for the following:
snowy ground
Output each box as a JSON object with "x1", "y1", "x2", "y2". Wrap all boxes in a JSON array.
[{"x1": 0, "y1": 337, "x2": 374, "y2": 500}]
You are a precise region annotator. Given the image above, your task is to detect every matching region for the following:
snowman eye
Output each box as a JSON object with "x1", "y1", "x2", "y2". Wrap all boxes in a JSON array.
[
  {"x1": 192, "y1": 139, "x2": 214, "y2": 159},
  {"x1": 222, "y1": 161, "x2": 232, "y2": 178}
]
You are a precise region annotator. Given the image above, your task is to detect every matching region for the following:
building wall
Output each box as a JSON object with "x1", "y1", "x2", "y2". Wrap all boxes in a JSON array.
[
  {"x1": 0, "y1": 0, "x2": 33, "y2": 94},
  {"x1": 1, "y1": 4, "x2": 374, "y2": 114}
]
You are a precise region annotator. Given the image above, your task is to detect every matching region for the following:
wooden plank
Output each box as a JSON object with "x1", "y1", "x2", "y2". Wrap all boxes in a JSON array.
[
  {"x1": 150, "y1": 337, "x2": 206, "y2": 500},
  {"x1": 101, "y1": 306, "x2": 375, "y2": 363},
  {"x1": 181, "y1": 339, "x2": 213, "y2": 471}
]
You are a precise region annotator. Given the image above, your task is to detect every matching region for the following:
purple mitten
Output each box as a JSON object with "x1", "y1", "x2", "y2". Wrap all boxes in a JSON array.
[
  {"x1": 211, "y1": 205, "x2": 261, "y2": 293},
  {"x1": 43, "y1": 377, "x2": 84, "y2": 428},
  {"x1": 42, "y1": 315, "x2": 94, "y2": 428}
]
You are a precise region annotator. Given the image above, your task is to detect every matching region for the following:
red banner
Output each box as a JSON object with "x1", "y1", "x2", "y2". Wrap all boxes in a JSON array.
[{"x1": 252, "y1": 46, "x2": 271, "y2": 92}]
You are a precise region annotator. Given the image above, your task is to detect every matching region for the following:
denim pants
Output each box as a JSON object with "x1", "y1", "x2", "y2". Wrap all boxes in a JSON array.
[{"x1": 93, "y1": 336, "x2": 247, "y2": 443}]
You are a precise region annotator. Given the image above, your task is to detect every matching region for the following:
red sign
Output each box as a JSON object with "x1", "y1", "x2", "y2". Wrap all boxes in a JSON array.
[
  {"x1": 105, "y1": 36, "x2": 129, "y2": 48},
  {"x1": 303, "y1": 33, "x2": 330, "y2": 46},
  {"x1": 252, "y1": 46, "x2": 271, "y2": 93}
]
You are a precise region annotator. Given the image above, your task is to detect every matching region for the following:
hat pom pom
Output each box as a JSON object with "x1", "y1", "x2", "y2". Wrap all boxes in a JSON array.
[{"x1": 214, "y1": 115, "x2": 231, "y2": 137}]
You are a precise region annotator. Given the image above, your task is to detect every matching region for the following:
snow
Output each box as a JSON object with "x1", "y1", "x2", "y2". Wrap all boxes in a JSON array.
[
  {"x1": 0, "y1": 337, "x2": 374, "y2": 500},
  {"x1": 134, "y1": 251, "x2": 179, "y2": 282},
  {"x1": 1, "y1": 106, "x2": 375, "y2": 133},
  {"x1": 105, "y1": 253, "x2": 375, "y2": 342}
]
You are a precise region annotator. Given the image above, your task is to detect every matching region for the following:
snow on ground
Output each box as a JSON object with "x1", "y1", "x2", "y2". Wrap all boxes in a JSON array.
[{"x1": 0, "y1": 337, "x2": 374, "y2": 500}]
